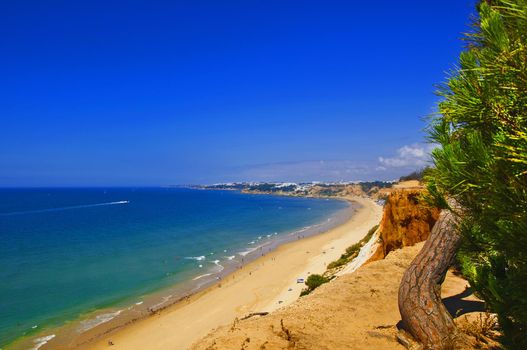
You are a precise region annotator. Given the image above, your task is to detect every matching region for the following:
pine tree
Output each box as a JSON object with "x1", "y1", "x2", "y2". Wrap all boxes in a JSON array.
[{"x1": 425, "y1": 1, "x2": 527, "y2": 347}]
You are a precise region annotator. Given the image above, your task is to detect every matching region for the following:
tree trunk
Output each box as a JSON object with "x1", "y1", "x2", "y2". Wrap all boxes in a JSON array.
[{"x1": 398, "y1": 207, "x2": 462, "y2": 350}]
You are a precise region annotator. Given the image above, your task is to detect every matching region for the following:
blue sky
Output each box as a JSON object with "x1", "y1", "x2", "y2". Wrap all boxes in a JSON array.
[{"x1": 0, "y1": 0, "x2": 476, "y2": 186}]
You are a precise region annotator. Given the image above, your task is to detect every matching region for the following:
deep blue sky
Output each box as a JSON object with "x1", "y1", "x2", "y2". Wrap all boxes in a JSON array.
[{"x1": 1, "y1": 1, "x2": 476, "y2": 186}]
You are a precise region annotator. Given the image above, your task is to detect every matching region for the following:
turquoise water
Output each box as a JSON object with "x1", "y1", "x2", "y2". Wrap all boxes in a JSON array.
[{"x1": 0, "y1": 188, "x2": 348, "y2": 347}]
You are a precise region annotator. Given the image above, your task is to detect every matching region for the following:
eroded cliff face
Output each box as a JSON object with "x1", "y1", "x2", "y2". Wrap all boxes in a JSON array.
[{"x1": 368, "y1": 189, "x2": 440, "y2": 262}]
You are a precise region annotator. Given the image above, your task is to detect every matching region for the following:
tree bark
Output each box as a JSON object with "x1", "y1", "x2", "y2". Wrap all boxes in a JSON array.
[{"x1": 398, "y1": 206, "x2": 462, "y2": 350}]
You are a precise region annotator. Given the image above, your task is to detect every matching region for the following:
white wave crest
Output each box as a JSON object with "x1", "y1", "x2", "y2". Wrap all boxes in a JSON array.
[
  {"x1": 31, "y1": 334, "x2": 56, "y2": 350},
  {"x1": 193, "y1": 273, "x2": 213, "y2": 281},
  {"x1": 238, "y1": 247, "x2": 258, "y2": 257},
  {"x1": 151, "y1": 295, "x2": 173, "y2": 310},
  {"x1": 78, "y1": 310, "x2": 122, "y2": 332},
  {"x1": 185, "y1": 255, "x2": 206, "y2": 261},
  {"x1": 211, "y1": 260, "x2": 224, "y2": 272}
]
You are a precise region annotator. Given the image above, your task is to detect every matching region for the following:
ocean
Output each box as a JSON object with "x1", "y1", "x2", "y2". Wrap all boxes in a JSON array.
[{"x1": 0, "y1": 187, "x2": 349, "y2": 349}]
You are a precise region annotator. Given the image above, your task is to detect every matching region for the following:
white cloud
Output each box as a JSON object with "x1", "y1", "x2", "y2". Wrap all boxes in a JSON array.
[
  {"x1": 218, "y1": 143, "x2": 437, "y2": 183},
  {"x1": 378, "y1": 144, "x2": 435, "y2": 168}
]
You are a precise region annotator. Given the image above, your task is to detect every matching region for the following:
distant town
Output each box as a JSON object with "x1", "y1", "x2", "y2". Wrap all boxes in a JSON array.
[{"x1": 193, "y1": 180, "x2": 395, "y2": 200}]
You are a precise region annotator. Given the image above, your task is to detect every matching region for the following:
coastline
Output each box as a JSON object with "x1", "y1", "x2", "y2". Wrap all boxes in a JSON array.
[
  {"x1": 68, "y1": 195, "x2": 381, "y2": 350},
  {"x1": 5, "y1": 193, "x2": 354, "y2": 350}
]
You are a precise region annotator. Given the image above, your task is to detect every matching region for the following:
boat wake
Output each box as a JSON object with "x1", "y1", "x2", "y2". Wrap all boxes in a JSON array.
[{"x1": 0, "y1": 201, "x2": 130, "y2": 216}]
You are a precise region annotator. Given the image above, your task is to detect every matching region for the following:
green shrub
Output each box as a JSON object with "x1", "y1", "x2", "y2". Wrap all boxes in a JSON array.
[
  {"x1": 327, "y1": 257, "x2": 348, "y2": 269},
  {"x1": 327, "y1": 224, "x2": 379, "y2": 270},
  {"x1": 300, "y1": 274, "x2": 330, "y2": 296},
  {"x1": 359, "y1": 181, "x2": 392, "y2": 192},
  {"x1": 299, "y1": 289, "x2": 311, "y2": 297},
  {"x1": 304, "y1": 225, "x2": 381, "y2": 296},
  {"x1": 345, "y1": 242, "x2": 362, "y2": 257},
  {"x1": 305, "y1": 274, "x2": 329, "y2": 290},
  {"x1": 399, "y1": 167, "x2": 431, "y2": 182}
]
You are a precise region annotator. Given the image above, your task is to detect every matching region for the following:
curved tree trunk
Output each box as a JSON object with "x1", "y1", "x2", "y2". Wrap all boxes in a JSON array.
[{"x1": 398, "y1": 207, "x2": 462, "y2": 349}]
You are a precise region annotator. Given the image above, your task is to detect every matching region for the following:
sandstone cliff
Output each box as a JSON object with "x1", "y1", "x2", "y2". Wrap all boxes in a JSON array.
[{"x1": 368, "y1": 188, "x2": 440, "y2": 262}]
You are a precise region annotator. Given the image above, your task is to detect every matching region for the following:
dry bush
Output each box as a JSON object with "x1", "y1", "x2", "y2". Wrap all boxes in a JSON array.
[{"x1": 457, "y1": 313, "x2": 502, "y2": 349}]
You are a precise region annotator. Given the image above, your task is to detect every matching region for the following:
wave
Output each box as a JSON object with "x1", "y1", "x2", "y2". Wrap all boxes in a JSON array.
[
  {"x1": 238, "y1": 246, "x2": 259, "y2": 257},
  {"x1": 31, "y1": 334, "x2": 55, "y2": 350},
  {"x1": 150, "y1": 295, "x2": 173, "y2": 310},
  {"x1": 192, "y1": 273, "x2": 213, "y2": 281},
  {"x1": 184, "y1": 255, "x2": 206, "y2": 261},
  {"x1": 0, "y1": 201, "x2": 129, "y2": 216},
  {"x1": 77, "y1": 310, "x2": 122, "y2": 332},
  {"x1": 211, "y1": 260, "x2": 224, "y2": 272}
]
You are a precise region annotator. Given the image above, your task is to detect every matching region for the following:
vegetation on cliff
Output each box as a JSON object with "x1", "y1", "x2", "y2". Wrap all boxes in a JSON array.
[
  {"x1": 425, "y1": 1, "x2": 527, "y2": 347},
  {"x1": 327, "y1": 224, "x2": 379, "y2": 269},
  {"x1": 398, "y1": 167, "x2": 431, "y2": 182},
  {"x1": 299, "y1": 224, "x2": 379, "y2": 297},
  {"x1": 299, "y1": 274, "x2": 331, "y2": 297}
]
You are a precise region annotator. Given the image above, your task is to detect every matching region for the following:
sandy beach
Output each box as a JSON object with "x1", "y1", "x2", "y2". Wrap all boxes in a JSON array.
[
  {"x1": 75, "y1": 196, "x2": 382, "y2": 350},
  {"x1": 193, "y1": 241, "x2": 483, "y2": 350}
]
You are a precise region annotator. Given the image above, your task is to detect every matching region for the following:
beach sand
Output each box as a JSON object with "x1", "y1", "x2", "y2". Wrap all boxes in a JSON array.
[
  {"x1": 79, "y1": 196, "x2": 382, "y2": 350},
  {"x1": 192, "y1": 242, "x2": 483, "y2": 350}
]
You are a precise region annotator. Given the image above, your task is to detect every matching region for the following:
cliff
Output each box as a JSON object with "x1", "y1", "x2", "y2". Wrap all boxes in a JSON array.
[{"x1": 368, "y1": 188, "x2": 440, "y2": 262}]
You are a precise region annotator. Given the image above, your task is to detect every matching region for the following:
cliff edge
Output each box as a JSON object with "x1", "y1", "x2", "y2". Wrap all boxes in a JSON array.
[{"x1": 368, "y1": 187, "x2": 440, "y2": 262}]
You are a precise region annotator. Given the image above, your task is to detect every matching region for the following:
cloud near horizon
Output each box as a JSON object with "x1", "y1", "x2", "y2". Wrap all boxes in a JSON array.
[
  {"x1": 378, "y1": 143, "x2": 435, "y2": 168},
  {"x1": 222, "y1": 143, "x2": 436, "y2": 183}
]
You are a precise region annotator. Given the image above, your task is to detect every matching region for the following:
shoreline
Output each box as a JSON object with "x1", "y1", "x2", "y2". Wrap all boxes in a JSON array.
[
  {"x1": 6, "y1": 194, "x2": 356, "y2": 350},
  {"x1": 70, "y1": 195, "x2": 382, "y2": 350}
]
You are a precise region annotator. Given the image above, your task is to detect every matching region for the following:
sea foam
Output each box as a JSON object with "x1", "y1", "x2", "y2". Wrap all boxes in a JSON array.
[
  {"x1": 211, "y1": 260, "x2": 224, "y2": 272},
  {"x1": 185, "y1": 255, "x2": 206, "y2": 261},
  {"x1": 78, "y1": 310, "x2": 122, "y2": 332},
  {"x1": 193, "y1": 273, "x2": 213, "y2": 281},
  {"x1": 31, "y1": 334, "x2": 55, "y2": 350}
]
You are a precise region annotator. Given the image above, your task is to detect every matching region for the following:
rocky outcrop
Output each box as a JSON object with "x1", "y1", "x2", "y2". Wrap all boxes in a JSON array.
[{"x1": 368, "y1": 189, "x2": 440, "y2": 262}]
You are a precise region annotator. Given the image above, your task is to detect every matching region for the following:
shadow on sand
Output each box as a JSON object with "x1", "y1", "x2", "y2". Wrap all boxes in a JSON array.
[{"x1": 443, "y1": 287, "x2": 486, "y2": 318}]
